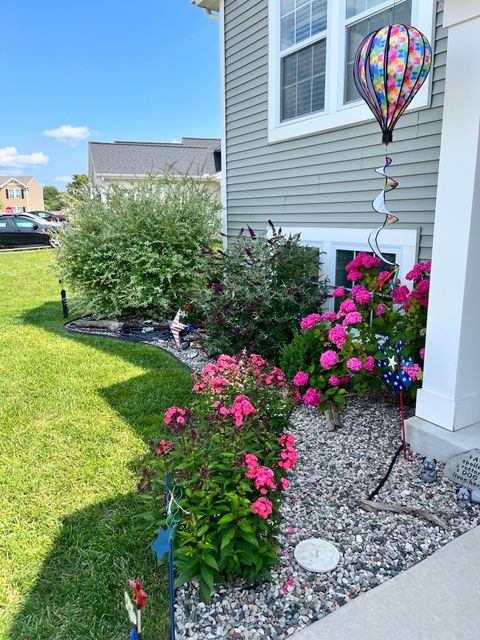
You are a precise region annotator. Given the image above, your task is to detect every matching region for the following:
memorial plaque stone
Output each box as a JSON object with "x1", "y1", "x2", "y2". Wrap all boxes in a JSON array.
[{"x1": 444, "y1": 448, "x2": 480, "y2": 491}]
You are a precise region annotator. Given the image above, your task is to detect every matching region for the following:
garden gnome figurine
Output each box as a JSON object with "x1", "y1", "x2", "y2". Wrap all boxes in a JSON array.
[
  {"x1": 457, "y1": 487, "x2": 471, "y2": 505},
  {"x1": 421, "y1": 458, "x2": 437, "y2": 484}
]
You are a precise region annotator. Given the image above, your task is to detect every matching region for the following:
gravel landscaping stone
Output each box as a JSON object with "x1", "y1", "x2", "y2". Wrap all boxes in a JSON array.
[{"x1": 63, "y1": 325, "x2": 479, "y2": 639}]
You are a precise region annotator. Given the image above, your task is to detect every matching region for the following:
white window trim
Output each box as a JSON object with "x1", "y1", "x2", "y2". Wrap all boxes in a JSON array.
[
  {"x1": 7, "y1": 188, "x2": 24, "y2": 199},
  {"x1": 273, "y1": 226, "x2": 419, "y2": 297},
  {"x1": 268, "y1": 0, "x2": 436, "y2": 143},
  {"x1": 12, "y1": 206, "x2": 26, "y2": 213}
]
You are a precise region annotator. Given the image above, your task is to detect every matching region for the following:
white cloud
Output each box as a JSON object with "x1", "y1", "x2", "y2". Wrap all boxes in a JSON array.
[
  {"x1": 0, "y1": 146, "x2": 49, "y2": 169},
  {"x1": 55, "y1": 175, "x2": 72, "y2": 184},
  {"x1": 44, "y1": 124, "x2": 91, "y2": 145}
]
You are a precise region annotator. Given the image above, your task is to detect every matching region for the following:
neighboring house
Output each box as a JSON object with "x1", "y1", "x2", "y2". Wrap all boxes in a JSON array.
[
  {"x1": 0, "y1": 176, "x2": 44, "y2": 213},
  {"x1": 194, "y1": 2, "x2": 480, "y2": 469},
  {"x1": 88, "y1": 137, "x2": 221, "y2": 201}
]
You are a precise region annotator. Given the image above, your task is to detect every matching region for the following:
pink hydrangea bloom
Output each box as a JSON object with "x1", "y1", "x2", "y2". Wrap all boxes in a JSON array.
[
  {"x1": 375, "y1": 303, "x2": 387, "y2": 317},
  {"x1": 328, "y1": 325, "x2": 347, "y2": 349},
  {"x1": 342, "y1": 311, "x2": 362, "y2": 326},
  {"x1": 346, "y1": 270, "x2": 363, "y2": 282},
  {"x1": 328, "y1": 375, "x2": 341, "y2": 386},
  {"x1": 332, "y1": 286, "x2": 346, "y2": 297},
  {"x1": 403, "y1": 363, "x2": 422, "y2": 380},
  {"x1": 338, "y1": 299, "x2": 357, "y2": 315},
  {"x1": 300, "y1": 313, "x2": 323, "y2": 330},
  {"x1": 293, "y1": 371, "x2": 309, "y2": 387},
  {"x1": 320, "y1": 350, "x2": 338, "y2": 369},
  {"x1": 249, "y1": 497, "x2": 273, "y2": 519},
  {"x1": 280, "y1": 477, "x2": 289, "y2": 490},
  {"x1": 363, "y1": 355, "x2": 375, "y2": 372},
  {"x1": 391, "y1": 285, "x2": 409, "y2": 304},
  {"x1": 303, "y1": 387, "x2": 321, "y2": 406},
  {"x1": 320, "y1": 311, "x2": 338, "y2": 321},
  {"x1": 347, "y1": 357, "x2": 363, "y2": 372}
]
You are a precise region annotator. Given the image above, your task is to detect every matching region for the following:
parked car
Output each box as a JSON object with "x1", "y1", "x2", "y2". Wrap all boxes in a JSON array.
[
  {"x1": 28, "y1": 209, "x2": 67, "y2": 223},
  {"x1": 0, "y1": 214, "x2": 60, "y2": 248}
]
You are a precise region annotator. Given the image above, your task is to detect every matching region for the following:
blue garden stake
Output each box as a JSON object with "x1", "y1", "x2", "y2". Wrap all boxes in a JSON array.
[{"x1": 151, "y1": 471, "x2": 180, "y2": 640}]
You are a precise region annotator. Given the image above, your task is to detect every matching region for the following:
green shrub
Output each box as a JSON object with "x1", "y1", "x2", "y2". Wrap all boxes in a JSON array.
[
  {"x1": 191, "y1": 224, "x2": 328, "y2": 361},
  {"x1": 56, "y1": 177, "x2": 220, "y2": 319},
  {"x1": 139, "y1": 353, "x2": 296, "y2": 602}
]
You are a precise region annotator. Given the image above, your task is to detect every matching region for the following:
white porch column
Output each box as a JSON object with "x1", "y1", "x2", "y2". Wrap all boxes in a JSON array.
[{"x1": 406, "y1": 0, "x2": 480, "y2": 460}]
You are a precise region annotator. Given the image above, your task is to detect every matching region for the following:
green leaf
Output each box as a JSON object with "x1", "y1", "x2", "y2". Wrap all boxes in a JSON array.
[
  {"x1": 202, "y1": 554, "x2": 219, "y2": 571},
  {"x1": 221, "y1": 527, "x2": 236, "y2": 549},
  {"x1": 218, "y1": 513, "x2": 236, "y2": 525}
]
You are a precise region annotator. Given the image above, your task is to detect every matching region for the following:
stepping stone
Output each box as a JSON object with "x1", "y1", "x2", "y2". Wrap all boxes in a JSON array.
[{"x1": 294, "y1": 538, "x2": 340, "y2": 573}]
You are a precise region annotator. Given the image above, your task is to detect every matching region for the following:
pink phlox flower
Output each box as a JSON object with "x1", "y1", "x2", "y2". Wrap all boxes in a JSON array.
[
  {"x1": 353, "y1": 287, "x2": 373, "y2": 305},
  {"x1": 249, "y1": 497, "x2": 273, "y2": 519},
  {"x1": 211, "y1": 375, "x2": 230, "y2": 393},
  {"x1": 164, "y1": 406, "x2": 186, "y2": 425},
  {"x1": 346, "y1": 269, "x2": 363, "y2": 282},
  {"x1": 359, "y1": 253, "x2": 381, "y2": 269},
  {"x1": 346, "y1": 357, "x2": 363, "y2": 372},
  {"x1": 332, "y1": 286, "x2": 346, "y2": 297},
  {"x1": 415, "y1": 279, "x2": 430, "y2": 294},
  {"x1": 339, "y1": 376, "x2": 350, "y2": 385},
  {"x1": 250, "y1": 353, "x2": 266, "y2": 367},
  {"x1": 253, "y1": 466, "x2": 276, "y2": 491},
  {"x1": 201, "y1": 363, "x2": 217, "y2": 378},
  {"x1": 231, "y1": 394, "x2": 256, "y2": 427},
  {"x1": 328, "y1": 325, "x2": 347, "y2": 349},
  {"x1": 155, "y1": 440, "x2": 173, "y2": 456},
  {"x1": 293, "y1": 371, "x2": 309, "y2": 387},
  {"x1": 279, "y1": 446, "x2": 297, "y2": 470},
  {"x1": 320, "y1": 350, "x2": 338, "y2": 370},
  {"x1": 279, "y1": 433, "x2": 295, "y2": 447},
  {"x1": 303, "y1": 387, "x2": 321, "y2": 406},
  {"x1": 342, "y1": 311, "x2": 362, "y2": 326},
  {"x1": 280, "y1": 477, "x2": 289, "y2": 490},
  {"x1": 300, "y1": 313, "x2": 323, "y2": 330}
]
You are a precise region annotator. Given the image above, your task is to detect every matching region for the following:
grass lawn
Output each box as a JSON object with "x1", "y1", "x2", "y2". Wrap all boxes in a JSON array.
[{"x1": 0, "y1": 250, "x2": 193, "y2": 639}]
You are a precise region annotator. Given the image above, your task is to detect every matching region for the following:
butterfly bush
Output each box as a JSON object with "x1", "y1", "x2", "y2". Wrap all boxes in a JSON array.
[
  {"x1": 281, "y1": 254, "x2": 431, "y2": 411},
  {"x1": 139, "y1": 351, "x2": 296, "y2": 603}
]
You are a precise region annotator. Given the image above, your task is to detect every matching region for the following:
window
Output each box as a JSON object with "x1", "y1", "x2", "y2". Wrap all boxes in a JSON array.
[
  {"x1": 6, "y1": 188, "x2": 24, "y2": 199},
  {"x1": 12, "y1": 206, "x2": 26, "y2": 214},
  {"x1": 268, "y1": 0, "x2": 434, "y2": 142},
  {"x1": 13, "y1": 217, "x2": 35, "y2": 229},
  {"x1": 280, "y1": 0, "x2": 328, "y2": 121},
  {"x1": 344, "y1": 0, "x2": 412, "y2": 103},
  {"x1": 0, "y1": 220, "x2": 8, "y2": 228}
]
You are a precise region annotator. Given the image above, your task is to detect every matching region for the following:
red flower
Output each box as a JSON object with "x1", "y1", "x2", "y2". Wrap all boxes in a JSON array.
[{"x1": 129, "y1": 578, "x2": 148, "y2": 609}]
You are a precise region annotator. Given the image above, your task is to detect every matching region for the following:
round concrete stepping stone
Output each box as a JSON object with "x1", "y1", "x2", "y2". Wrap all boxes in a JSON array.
[{"x1": 294, "y1": 538, "x2": 340, "y2": 573}]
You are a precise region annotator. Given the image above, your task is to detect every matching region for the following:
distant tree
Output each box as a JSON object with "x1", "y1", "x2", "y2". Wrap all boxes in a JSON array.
[
  {"x1": 66, "y1": 174, "x2": 89, "y2": 197},
  {"x1": 43, "y1": 186, "x2": 66, "y2": 211}
]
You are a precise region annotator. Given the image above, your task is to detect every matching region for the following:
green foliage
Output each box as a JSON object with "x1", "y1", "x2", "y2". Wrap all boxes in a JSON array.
[
  {"x1": 192, "y1": 224, "x2": 328, "y2": 362},
  {"x1": 43, "y1": 185, "x2": 66, "y2": 211},
  {"x1": 56, "y1": 177, "x2": 220, "y2": 319},
  {"x1": 140, "y1": 353, "x2": 296, "y2": 602}
]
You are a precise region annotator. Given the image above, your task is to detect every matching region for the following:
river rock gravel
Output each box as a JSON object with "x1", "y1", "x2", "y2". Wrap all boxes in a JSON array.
[{"x1": 173, "y1": 395, "x2": 479, "y2": 639}]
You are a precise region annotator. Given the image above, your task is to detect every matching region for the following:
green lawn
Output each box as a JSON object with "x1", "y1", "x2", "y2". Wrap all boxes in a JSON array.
[{"x1": 0, "y1": 250, "x2": 192, "y2": 639}]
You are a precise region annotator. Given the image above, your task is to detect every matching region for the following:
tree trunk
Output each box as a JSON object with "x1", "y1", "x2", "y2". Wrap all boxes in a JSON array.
[{"x1": 325, "y1": 401, "x2": 343, "y2": 431}]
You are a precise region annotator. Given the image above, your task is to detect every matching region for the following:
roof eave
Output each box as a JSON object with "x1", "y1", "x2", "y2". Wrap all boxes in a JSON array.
[{"x1": 191, "y1": 0, "x2": 220, "y2": 12}]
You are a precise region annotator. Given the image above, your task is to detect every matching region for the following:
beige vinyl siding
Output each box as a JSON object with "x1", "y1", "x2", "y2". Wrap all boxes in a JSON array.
[{"x1": 224, "y1": 0, "x2": 446, "y2": 260}]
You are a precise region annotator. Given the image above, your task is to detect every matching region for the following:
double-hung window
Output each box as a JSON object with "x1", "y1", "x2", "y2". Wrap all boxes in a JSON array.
[
  {"x1": 6, "y1": 187, "x2": 24, "y2": 199},
  {"x1": 269, "y1": 0, "x2": 435, "y2": 142}
]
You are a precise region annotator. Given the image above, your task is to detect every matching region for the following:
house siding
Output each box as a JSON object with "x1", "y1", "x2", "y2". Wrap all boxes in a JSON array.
[{"x1": 224, "y1": 0, "x2": 446, "y2": 260}]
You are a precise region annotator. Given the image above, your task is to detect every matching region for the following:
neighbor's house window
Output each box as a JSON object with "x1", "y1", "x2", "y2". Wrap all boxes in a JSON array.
[
  {"x1": 6, "y1": 187, "x2": 24, "y2": 199},
  {"x1": 280, "y1": 0, "x2": 328, "y2": 120},
  {"x1": 344, "y1": 0, "x2": 412, "y2": 103},
  {"x1": 268, "y1": 0, "x2": 433, "y2": 142},
  {"x1": 12, "y1": 206, "x2": 26, "y2": 213}
]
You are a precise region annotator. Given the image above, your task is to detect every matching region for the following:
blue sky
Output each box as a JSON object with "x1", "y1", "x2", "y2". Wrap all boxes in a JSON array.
[{"x1": 1, "y1": 0, "x2": 220, "y2": 188}]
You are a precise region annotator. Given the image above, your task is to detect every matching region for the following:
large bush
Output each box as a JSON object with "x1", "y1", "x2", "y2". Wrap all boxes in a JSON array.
[
  {"x1": 281, "y1": 254, "x2": 431, "y2": 422},
  {"x1": 139, "y1": 352, "x2": 296, "y2": 602},
  {"x1": 57, "y1": 177, "x2": 220, "y2": 318},
  {"x1": 192, "y1": 224, "x2": 328, "y2": 361}
]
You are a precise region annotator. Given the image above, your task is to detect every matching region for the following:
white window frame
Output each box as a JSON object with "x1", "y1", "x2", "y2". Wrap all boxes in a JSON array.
[
  {"x1": 268, "y1": 0, "x2": 436, "y2": 143},
  {"x1": 7, "y1": 188, "x2": 24, "y2": 199},
  {"x1": 273, "y1": 225, "x2": 419, "y2": 307},
  {"x1": 12, "y1": 206, "x2": 26, "y2": 213}
]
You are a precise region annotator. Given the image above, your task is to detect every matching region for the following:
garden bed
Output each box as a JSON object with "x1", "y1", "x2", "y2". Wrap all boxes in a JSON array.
[{"x1": 173, "y1": 395, "x2": 479, "y2": 640}]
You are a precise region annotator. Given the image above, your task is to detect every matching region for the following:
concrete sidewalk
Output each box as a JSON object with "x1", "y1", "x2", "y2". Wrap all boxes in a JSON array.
[{"x1": 291, "y1": 526, "x2": 480, "y2": 640}]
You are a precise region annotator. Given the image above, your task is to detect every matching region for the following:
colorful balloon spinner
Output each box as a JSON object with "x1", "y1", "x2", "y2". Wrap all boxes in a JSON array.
[{"x1": 353, "y1": 24, "x2": 432, "y2": 269}]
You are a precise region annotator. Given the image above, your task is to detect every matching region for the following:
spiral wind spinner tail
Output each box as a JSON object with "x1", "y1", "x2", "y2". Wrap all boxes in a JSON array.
[{"x1": 368, "y1": 156, "x2": 400, "y2": 273}]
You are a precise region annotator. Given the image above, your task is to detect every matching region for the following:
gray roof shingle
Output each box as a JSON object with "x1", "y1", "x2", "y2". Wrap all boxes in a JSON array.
[{"x1": 89, "y1": 137, "x2": 221, "y2": 178}]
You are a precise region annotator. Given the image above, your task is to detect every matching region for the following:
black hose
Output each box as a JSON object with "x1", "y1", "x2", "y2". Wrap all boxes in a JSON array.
[{"x1": 367, "y1": 444, "x2": 404, "y2": 501}]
